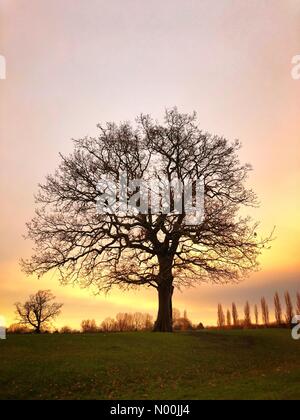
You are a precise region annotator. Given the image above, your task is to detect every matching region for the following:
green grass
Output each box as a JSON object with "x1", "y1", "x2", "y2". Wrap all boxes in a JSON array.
[{"x1": 0, "y1": 329, "x2": 299, "y2": 400}]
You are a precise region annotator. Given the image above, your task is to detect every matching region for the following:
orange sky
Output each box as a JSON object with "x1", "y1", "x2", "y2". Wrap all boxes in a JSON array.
[{"x1": 0, "y1": 0, "x2": 300, "y2": 328}]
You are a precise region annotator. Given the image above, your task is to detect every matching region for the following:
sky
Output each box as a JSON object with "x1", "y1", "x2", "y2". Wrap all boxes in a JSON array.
[{"x1": 0, "y1": 0, "x2": 300, "y2": 328}]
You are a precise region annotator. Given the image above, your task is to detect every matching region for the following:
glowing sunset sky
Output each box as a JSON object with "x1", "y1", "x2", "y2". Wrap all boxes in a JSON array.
[{"x1": 0, "y1": 0, "x2": 299, "y2": 328}]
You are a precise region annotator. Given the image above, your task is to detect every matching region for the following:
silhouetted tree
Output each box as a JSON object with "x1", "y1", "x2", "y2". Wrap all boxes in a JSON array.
[
  {"x1": 244, "y1": 301, "x2": 251, "y2": 327},
  {"x1": 81, "y1": 319, "x2": 98, "y2": 333},
  {"x1": 100, "y1": 313, "x2": 153, "y2": 332},
  {"x1": 22, "y1": 109, "x2": 270, "y2": 332},
  {"x1": 7, "y1": 324, "x2": 31, "y2": 334},
  {"x1": 15, "y1": 290, "x2": 63, "y2": 334},
  {"x1": 232, "y1": 302, "x2": 239, "y2": 327},
  {"x1": 173, "y1": 316, "x2": 193, "y2": 331},
  {"x1": 116, "y1": 313, "x2": 134, "y2": 331},
  {"x1": 172, "y1": 308, "x2": 181, "y2": 323},
  {"x1": 274, "y1": 292, "x2": 283, "y2": 326},
  {"x1": 144, "y1": 314, "x2": 154, "y2": 330},
  {"x1": 132, "y1": 312, "x2": 144, "y2": 331},
  {"x1": 254, "y1": 304, "x2": 259, "y2": 325},
  {"x1": 226, "y1": 309, "x2": 232, "y2": 327},
  {"x1": 60, "y1": 325, "x2": 73, "y2": 334},
  {"x1": 217, "y1": 304, "x2": 225, "y2": 328},
  {"x1": 101, "y1": 317, "x2": 116, "y2": 332},
  {"x1": 284, "y1": 292, "x2": 294, "y2": 325},
  {"x1": 261, "y1": 297, "x2": 269, "y2": 327}
]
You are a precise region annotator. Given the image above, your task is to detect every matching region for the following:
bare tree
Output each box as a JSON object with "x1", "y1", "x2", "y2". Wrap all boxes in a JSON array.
[
  {"x1": 232, "y1": 302, "x2": 239, "y2": 327},
  {"x1": 284, "y1": 292, "x2": 294, "y2": 325},
  {"x1": 81, "y1": 319, "x2": 98, "y2": 333},
  {"x1": 226, "y1": 309, "x2": 232, "y2": 327},
  {"x1": 254, "y1": 304, "x2": 259, "y2": 326},
  {"x1": 132, "y1": 312, "x2": 145, "y2": 331},
  {"x1": 144, "y1": 314, "x2": 154, "y2": 330},
  {"x1": 100, "y1": 312, "x2": 153, "y2": 332},
  {"x1": 217, "y1": 304, "x2": 225, "y2": 328},
  {"x1": 274, "y1": 292, "x2": 283, "y2": 326},
  {"x1": 172, "y1": 308, "x2": 181, "y2": 323},
  {"x1": 22, "y1": 109, "x2": 270, "y2": 332},
  {"x1": 15, "y1": 290, "x2": 62, "y2": 334},
  {"x1": 173, "y1": 316, "x2": 193, "y2": 331},
  {"x1": 116, "y1": 313, "x2": 134, "y2": 332},
  {"x1": 7, "y1": 324, "x2": 31, "y2": 334},
  {"x1": 173, "y1": 308, "x2": 192, "y2": 330},
  {"x1": 60, "y1": 325, "x2": 73, "y2": 334},
  {"x1": 244, "y1": 301, "x2": 251, "y2": 327},
  {"x1": 261, "y1": 297, "x2": 269, "y2": 327},
  {"x1": 101, "y1": 317, "x2": 116, "y2": 332}
]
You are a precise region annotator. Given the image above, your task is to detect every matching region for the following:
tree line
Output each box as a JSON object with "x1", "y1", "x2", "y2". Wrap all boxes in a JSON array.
[
  {"x1": 8, "y1": 310, "x2": 155, "y2": 334},
  {"x1": 8, "y1": 289, "x2": 203, "y2": 333},
  {"x1": 8, "y1": 288, "x2": 299, "y2": 333},
  {"x1": 217, "y1": 291, "x2": 300, "y2": 329}
]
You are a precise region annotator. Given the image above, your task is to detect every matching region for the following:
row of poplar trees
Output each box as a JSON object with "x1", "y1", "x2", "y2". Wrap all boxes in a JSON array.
[{"x1": 217, "y1": 291, "x2": 300, "y2": 328}]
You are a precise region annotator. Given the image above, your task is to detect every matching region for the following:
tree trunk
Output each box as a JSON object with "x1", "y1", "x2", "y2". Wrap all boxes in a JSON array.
[
  {"x1": 153, "y1": 256, "x2": 174, "y2": 332},
  {"x1": 153, "y1": 284, "x2": 174, "y2": 332}
]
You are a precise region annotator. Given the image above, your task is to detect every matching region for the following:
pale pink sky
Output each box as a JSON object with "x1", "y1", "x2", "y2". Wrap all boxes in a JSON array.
[{"x1": 0, "y1": 0, "x2": 300, "y2": 327}]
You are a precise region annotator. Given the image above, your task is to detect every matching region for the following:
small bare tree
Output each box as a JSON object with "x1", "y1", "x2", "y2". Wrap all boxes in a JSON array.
[
  {"x1": 261, "y1": 297, "x2": 269, "y2": 327},
  {"x1": 284, "y1": 292, "x2": 294, "y2": 325},
  {"x1": 116, "y1": 313, "x2": 134, "y2": 332},
  {"x1": 60, "y1": 325, "x2": 73, "y2": 334},
  {"x1": 172, "y1": 308, "x2": 181, "y2": 323},
  {"x1": 101, "y1": 317, "x2": 116, "y2": 332},
  {"x1": 217, "y1": 304, "x2": 225, "y2": 328},
  {"x1": 232, "y1": 302, "x2": 239, "y2": 327},
  {"x1": 15, "y1": 290, "x2": 63, "y2": 334},
  {"x1": 173, "y1": 316, "x2": 193, "y2": 331},
  {"x1": 81, "y1": 319, "x2": 98, "y2": 333},
  {"x1": 132, "y1": 312, "x2": 144, "y2": 331},
  {"x1": 254, "y1": 304, "x2": 259, "y2": 326},
  {"x1": 274, "y1": 292, "x2": 283, "y2": 326},
  {"x1": 7, "y1": 324, "x2": 31, "y2": 334},
  {"x1": 144, "y1": 314, "x2": 154, "y2": 330},
  {"x1": 226, "y1": 309, "x2": 232, "y2": 327},
  {"x1": 244, "y1": 301, "x2": 251, "y2": 327}
]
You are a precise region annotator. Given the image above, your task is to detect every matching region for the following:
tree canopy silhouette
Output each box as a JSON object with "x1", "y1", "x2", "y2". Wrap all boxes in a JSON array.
[
  {"x1": 22, "y1": 108, "x2": 270, "y2": 332},
  {"x1": 15, "y1": 290, "x2": 63, "y2": 333}
]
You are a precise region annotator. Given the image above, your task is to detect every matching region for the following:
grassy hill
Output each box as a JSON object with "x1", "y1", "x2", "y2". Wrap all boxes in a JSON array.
[{"x1": 0, "y1": 329, "x2": 299, "y2": 400}]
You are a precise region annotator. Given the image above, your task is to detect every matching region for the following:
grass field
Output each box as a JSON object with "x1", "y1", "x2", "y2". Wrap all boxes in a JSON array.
[{"x1": 0, "y1": 329, "x2": 299, "y2": 400}]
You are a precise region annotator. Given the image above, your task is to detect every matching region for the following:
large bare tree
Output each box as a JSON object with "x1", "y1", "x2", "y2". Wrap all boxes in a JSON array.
[{"x1": 22, "y1": 109, "x2": 270, "y2": 332}]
